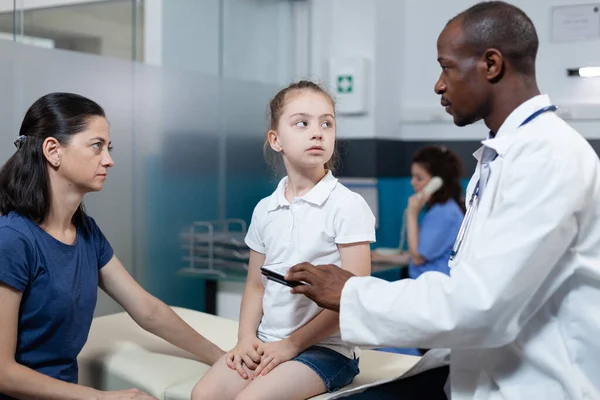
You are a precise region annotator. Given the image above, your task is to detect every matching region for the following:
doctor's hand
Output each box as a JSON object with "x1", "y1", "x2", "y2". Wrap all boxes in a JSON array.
[
  {"x1": 225, "y1": 336, "x2": 263, "y2": 379},
  {"x1": 252, "y1": 339, "x2": 300, "y2": 378},
  {"x1": 286, "y1": 262, "x2": 355, "y2": 312},
  {"x1": 407, "y1": 192, "x2": 431, "y2": 216}
]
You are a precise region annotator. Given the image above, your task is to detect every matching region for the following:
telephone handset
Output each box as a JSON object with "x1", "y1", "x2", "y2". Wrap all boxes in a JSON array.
[
  {"x1": 399, "y1": 176, "x2": 443, "y2": 250},
  {"x1": 417, "y1": 176, "x2": 443, "y2": 198}
]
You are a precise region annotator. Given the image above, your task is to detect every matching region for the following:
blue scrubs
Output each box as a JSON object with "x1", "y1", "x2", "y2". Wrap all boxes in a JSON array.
[{"x1": 408, "y1": 200, "x2": 463, "y2": 279}]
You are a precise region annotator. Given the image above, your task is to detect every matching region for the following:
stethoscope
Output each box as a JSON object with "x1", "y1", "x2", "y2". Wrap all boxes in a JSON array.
[{"x1": 449, "y1": 105, "x2": 557, "y2": 261}]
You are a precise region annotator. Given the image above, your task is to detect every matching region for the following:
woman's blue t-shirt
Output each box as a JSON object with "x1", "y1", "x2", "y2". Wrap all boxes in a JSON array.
[
  {"x1": 0, "y1": 211, "x2": 113, "y2": 393},
  {"x1": 408, "y1": 200, "x2": 464, "y2": 279}
]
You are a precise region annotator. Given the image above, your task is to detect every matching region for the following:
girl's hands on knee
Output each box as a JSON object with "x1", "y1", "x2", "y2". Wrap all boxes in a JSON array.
[
  {"x1": 226, "y1": 336, "x2": 263, "y2": 379},
  {"x1": 253, "y1": 339, "x2": 300, "y2": 378}
]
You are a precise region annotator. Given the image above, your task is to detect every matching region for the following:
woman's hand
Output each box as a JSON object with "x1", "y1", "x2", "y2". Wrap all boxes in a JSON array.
[
  {"x1": 252, "y1": 339, "x2": 300, "y2": 378},
  {"x1": 225, "y1": 336, "x2": 263, "y2": 379},
  {"x1": 407, "y1": 192, "x2": 431, "y2": 216}
]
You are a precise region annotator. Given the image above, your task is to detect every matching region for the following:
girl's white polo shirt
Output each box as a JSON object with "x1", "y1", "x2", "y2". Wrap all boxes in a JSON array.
[{"x1": 245, "y1": 171, "x2": 376, "y2": 359}]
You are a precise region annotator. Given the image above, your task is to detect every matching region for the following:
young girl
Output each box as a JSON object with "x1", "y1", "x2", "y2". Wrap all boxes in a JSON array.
[{"x1": 192, "y1": 81, "x2": 376, "y2": 400}]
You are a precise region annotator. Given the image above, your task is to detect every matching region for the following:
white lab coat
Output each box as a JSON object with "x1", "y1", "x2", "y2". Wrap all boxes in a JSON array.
[{"x1": 339, "y1": 94, "x2": 600, "y2": 399}]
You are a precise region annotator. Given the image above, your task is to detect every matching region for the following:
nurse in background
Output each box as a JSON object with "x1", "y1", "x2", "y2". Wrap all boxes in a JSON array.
[{"x1": 372, "y1": 145, "x2": 465, "y2": 279}]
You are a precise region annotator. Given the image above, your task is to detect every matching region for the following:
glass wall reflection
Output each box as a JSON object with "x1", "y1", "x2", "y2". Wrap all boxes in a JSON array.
[{"x1": 0, "y1": 0, "x2": 142, "y2": 61}]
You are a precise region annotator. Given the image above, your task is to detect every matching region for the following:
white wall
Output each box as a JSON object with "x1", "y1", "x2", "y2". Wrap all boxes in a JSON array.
[
  {"x1": 309, "y1": 0, "x2": 600, "y2": 140},
  {"x1": 309, "y1": 0, "x2": 378, "y2": 138},
  {"x1": 402, "y1": 0, "x2": 600, "y2": 109},
  {"x1": 374, "y1": 0, "x2": 405, "y2": 140},
  {"x1": 309, "y1": 0, "x2": 409, "y2": 139},
  {"x1": 400, "y1": 0, "x2": 600, "y2": 140}
]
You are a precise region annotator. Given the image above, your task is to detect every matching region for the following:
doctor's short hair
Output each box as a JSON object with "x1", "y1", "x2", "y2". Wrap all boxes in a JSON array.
[
  {"x1": 412, "y1": 146, "x2": 465, "y2": 213},
  {"x1": 264, "y1": 80, "x2": 339, "y2": 175},
  {"x1": 449, "y1": 1, "x2": 538, "y2": 76}
]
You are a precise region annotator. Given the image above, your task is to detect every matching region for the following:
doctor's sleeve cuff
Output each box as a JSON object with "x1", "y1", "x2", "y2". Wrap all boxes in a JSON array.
[
  {"x1": 340, "y1": 276, "x2": 363, "y2": 344},
  {"x1": 340, "y1": 275, "x2": 389, "y2": 346}
]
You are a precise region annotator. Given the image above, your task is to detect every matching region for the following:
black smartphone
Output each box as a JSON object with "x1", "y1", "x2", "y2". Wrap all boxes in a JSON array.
[{"x1": 260, "y1": 266, "x2": 306, "y2": 288}]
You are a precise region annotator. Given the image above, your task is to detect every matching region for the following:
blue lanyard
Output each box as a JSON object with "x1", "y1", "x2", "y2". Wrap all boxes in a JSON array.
[
  {"x1": 470, "y1": 105, "x2": 557, "y2": 201},
  {"x1": 519, "y1": 105, "x2": 557, "y2": 127}
]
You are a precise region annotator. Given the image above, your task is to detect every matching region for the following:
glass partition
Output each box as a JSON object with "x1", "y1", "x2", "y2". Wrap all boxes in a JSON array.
[
  {"x1": 0, "y1": 0, "x2": 294, "y2": 81},
  {"x1": 0, "y1": 0, "x2": 295, "y2": 317},
  {"x1": 0, "y1": 0, "x2": 142, "y2": 61}
]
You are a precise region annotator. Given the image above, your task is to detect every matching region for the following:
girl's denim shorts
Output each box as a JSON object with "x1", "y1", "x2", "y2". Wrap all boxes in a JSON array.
[{"x1": 292, "y1": 345, "x2": 360, "y2": 393}]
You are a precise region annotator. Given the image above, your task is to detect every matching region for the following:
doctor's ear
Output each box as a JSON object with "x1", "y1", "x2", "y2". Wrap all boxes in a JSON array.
[
  {"x1": 268, "y1": 130, "x2": 283, "y2": 152},
  {"x1": 483, "y1": 48, "x2": 504, "y2": 82}
]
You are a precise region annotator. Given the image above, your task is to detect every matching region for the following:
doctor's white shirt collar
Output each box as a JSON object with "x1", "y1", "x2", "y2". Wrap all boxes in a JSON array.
[
  {"x1": 474, "y1": 94, "x2": 552, "y2": 161},
  {"x1": 267, "y1": 170, "x2": 338, "y2": 211}
]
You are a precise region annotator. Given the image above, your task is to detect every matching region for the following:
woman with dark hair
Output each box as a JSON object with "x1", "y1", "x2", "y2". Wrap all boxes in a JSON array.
[
  {"x1": 372, "y1": 145, "x2": 465, "y2": 279},
  {"x1": 0, "y1": 93, "x2": 224, "y2": 400}
]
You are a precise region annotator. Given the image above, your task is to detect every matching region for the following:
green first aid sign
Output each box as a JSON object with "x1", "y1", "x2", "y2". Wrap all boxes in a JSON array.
[{"x1": 337, "y1": 75, "x2": 353, "y2": 93}]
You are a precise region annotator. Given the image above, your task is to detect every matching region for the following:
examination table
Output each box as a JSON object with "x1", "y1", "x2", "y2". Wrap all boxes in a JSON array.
[{"x1": 78, "y1": 307, "x2": 421, "y2": 399}]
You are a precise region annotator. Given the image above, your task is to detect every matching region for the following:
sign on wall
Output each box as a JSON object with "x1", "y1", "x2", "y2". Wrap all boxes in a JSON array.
[
  {"x1": 552, "y1": 4, "x2": 600, "y2": 42},
  {"x1": 329, "y1": 57, "x2": 369, "y2": 115}
]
